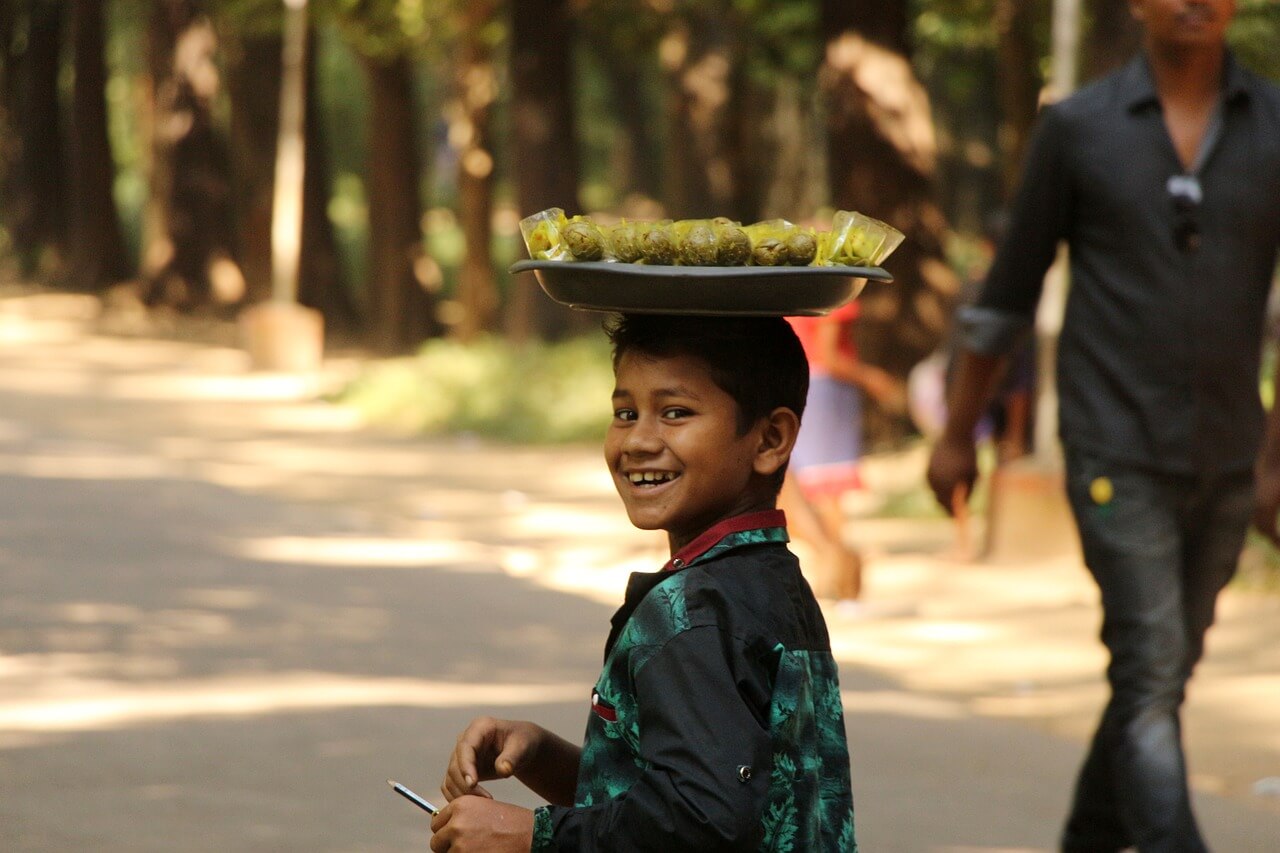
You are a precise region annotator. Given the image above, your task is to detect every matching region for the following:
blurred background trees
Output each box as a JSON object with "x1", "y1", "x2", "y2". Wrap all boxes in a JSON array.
[{"x1": 1, "y1": 0, "x2": 1277, "y2": 432}]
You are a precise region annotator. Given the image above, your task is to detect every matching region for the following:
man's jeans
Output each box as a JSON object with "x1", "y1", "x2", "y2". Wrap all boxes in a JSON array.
[{"x1": 1060, "y1": 449, "x2": 1254, "y2": 853}]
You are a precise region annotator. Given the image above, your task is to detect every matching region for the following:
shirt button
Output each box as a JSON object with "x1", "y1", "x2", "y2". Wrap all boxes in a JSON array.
[
  {"x1": 737, "y1": 765, "x2": 752, "y2": 782},
  {"x1": 670, "y1": 558, "x2": 685, "y2": 569}
]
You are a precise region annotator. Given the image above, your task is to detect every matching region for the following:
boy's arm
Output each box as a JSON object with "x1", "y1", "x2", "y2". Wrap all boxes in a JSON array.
[{"x1": 534, "y1": 626, "x2": 772, "y2": 851}]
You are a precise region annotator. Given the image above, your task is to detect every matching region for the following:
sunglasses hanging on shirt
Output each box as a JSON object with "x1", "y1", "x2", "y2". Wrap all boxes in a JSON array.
[{"x1": 1167, "y1": 174, "x2": 1202, "y2": 254}]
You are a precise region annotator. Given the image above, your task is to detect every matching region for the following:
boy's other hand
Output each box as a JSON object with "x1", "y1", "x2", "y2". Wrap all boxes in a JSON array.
[
  {"x1": 927, "y1": 433, "x2": 978, "y2": 515},
  {"x1": 442, "y1": 716, "x2": 546, "y2": 801},
  {"x1": 429, "y1": 797, "x2": 533, "y2": 853}
]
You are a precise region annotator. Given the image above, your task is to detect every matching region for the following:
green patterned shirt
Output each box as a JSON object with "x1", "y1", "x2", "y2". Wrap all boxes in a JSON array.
[{"x1": 532, "y1": 510, "x2": 856, "y2": 851}]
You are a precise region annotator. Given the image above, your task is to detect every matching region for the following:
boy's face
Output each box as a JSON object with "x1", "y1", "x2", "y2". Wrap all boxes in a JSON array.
[
  {"x1": 605, "y1": 350, "x2": 779, "y2": 554},
  {"x1": 1131, "y1": 0, "x2": 1235, "y2": 49}
]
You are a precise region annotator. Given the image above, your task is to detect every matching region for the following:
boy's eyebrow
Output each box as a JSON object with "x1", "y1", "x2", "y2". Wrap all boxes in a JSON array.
[{"x1": 611, "y1": 386, "x2": 702, "y2": 401}]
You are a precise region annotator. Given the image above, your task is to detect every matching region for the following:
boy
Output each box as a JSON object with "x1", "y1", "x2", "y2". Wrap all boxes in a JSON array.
[{"x1": 431, "y1": 314, "x2": 857, "y2": 852}]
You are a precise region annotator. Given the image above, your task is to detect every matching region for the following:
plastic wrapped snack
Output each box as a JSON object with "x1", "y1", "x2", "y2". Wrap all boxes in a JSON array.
[
  {"x1": 561, "y1": 215, "x2": 607, "y2": 261},
  {"x1": 638, "y1": 220, "x2": 676, "y2": 265},
  {"x1": 823, "y1": 210, "x2": 906, "y2": 266},
  {"x1": 744, "y1": 219, "x2": 815, "y2": 266},
  {"x1": 519, "y1": 208, "x2": 569, "y2": 260},
  {"x1": 673, "y1": 220, "x2": 720, "y2": 266},
  {"x1": 712, "y1": 218, "x2": 752, "y2": 266},
  {"x1": 606, "y1": 220, "x2": 645, "y2": 263}
]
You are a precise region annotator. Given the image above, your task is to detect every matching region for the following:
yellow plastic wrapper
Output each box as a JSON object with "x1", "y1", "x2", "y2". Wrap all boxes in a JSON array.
[
  {"x1": 822, "y1": 210, "x2": 905, "y2": 266},
  {"x1": 606, "y1": 220, "x2": 645, "y2": 263},
  {"x1": 519, "y1": 208, "x2": 570, "y2": 260},
  {"x1": 672, "y1": 220, "x2": 720, "y2": 266},
  {"x1": 711, "y1": 217, "x2": 752, "y2": 266}
]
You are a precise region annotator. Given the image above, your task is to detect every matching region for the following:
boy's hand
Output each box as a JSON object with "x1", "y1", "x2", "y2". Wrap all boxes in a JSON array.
[
  {"x1": 429, "y1": 797, "x2": 533, "y2": 853},
  {"x1": 926, "y1": 433, "x2": 978, "y2": 515},
  {"x1": 442, "y1": 716, "x2": 546, "y2": 801}
]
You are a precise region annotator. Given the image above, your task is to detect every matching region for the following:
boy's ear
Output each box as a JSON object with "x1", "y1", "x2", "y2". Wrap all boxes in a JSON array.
[{"x1": 753, "y1": 407, "x2": 800, "y2": 477}]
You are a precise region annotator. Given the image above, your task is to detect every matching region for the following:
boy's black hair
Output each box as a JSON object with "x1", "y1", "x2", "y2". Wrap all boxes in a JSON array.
[{"x1": 605, "y1": 313, "x2": 809, "y2": 492}]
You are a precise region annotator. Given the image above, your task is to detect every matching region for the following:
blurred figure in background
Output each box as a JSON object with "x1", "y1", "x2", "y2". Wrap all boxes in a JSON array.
[
  {"x1": 784, "y1": 301, "x2": 903, "y2": 605},
  {"x1": 928, "y1": 1, "x2": 1280, "y2": 850}
]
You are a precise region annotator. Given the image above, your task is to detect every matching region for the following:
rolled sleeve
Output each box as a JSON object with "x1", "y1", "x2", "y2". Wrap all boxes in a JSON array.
[
  {"x1": 956, "y1": 304, "x2": 1034, "y2": 356},
  {"x1": 535, "y1": 627, "x2": 772, "y2": 851}
]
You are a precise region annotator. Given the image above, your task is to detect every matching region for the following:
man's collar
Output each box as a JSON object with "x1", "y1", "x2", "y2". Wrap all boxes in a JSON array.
[
  {"x1": 1123, "y1": 49, "x2": 1251, "y2": 113},
  {"x1": 662, "y1": 509, "x2": 788, "y2": 571}
]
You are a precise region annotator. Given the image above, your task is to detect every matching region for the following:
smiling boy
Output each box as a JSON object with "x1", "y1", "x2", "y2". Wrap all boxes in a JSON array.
[{"x1": 431, "y1": 314, "x2": 857, "y2": 852}]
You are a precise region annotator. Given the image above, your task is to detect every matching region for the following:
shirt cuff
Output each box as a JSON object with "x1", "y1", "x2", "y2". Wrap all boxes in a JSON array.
[
  {"x1": 956, "y1": 305, "x2": 1033, "y2": 356},
  {"x1": 530, "y1": 806, "x2": 555, "y2": 852}
]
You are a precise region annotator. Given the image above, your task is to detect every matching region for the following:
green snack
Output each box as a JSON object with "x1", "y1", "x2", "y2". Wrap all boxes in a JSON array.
[
  {"x1": 824, "y1": 210, "x2": 905, "y2": 266},
  {"x1": 716, "y1": 223, "x2": 752, "y2": 266},
  {"x1": 676, "y1": 220, "x2": 719, "y2": 266},
  {"x1": 639, "y1": 222, "x2": 676, "y2": 265},
  {"x1": 784, "y1": 230, "x2": 818, "y2": 265},
  {"x1": 562, "y1": 217, "x2": 606, "y2": 261},
  {"x1": 607, "y1": 221, "x2": 644, "y2": 263},
  {"x1": 752, "y1": 237, "x2": 789, "y2": 266}
]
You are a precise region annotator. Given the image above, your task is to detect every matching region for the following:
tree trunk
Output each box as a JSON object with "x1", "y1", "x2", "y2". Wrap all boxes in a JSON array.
[
  {"x1": 508, "y1": 0, "x2": 582, "y2": 341},
  {"x1": 68, "y1": 0, "x2": 132, "y2": 290},
  {"x1": 993, "y1": 0, "x2": 1042, "y2": 203},
  {"x1": 0, "y1": 2, "x2": 23, "y2": 237},
  {"x1": 451, "y1": 0, "x2": 499, "y2": 342},
  {"x1": 144, "y1": 0, "x2": 238, "y2": 309},
  {"x1": 226, "y1": 26, "x2": 357, "y2": 334},
  {"x1": 820, "y1": 0, "x2": 959, "y2": 444},
  {"x1": 1083, "y1": 0, "x2": 1141, "y2": 81},
  {"x1": 10, "y1": 0, "x2": 67, "y2": 276},
  {"x1": 363, "y1": 54, "x2": 438, "y2": 352}
]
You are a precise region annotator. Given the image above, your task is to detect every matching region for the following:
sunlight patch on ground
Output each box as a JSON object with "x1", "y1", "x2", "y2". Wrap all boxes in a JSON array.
[
  {"x1": 0, "y1": 448, "x2": 179, "y2": 480},
  {"x1": 228, "y1": 535, "x2": 501, "y2": 571},
  {"x1": 0, "y1": 673, "x2": 582, "y2": 735},
  {"x1": 840, "y1": 689, "x2": 965, "y2": 720}
]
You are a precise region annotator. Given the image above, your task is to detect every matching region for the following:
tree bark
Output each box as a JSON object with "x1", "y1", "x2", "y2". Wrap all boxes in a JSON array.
[
  {"x1": 226, "y1": 26, "x2": 357, "y2": 334},
  {"x1": 68, "y1": 0, "x2": 132, "y2": 290},
  {"x1": 993, "y1": 0, "x2": 1042, "y2": 203},
  {"x1": 508, "y1": 0, "x2": 582, "y2": 341},
  {"x1": 451, "y1": 0, "x2": 499, "y2": 342},
  {"x1": 10, "y1": 0, "x2": 68, "y2": 276},
  {"x1": 363, "y1": 54, "x2": 439, "y2": 352},
  {"x1": 1083, "y1": 0, "x2": 1142, "y2": 81},
  {"x1": 143, "y1": 0, "x2": 238, "y2": 309},
  {"x1": 820, "y1": 0, "x2": 959, "y2": 443}
]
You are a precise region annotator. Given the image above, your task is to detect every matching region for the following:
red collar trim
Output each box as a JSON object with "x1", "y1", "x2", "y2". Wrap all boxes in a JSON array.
[{"x1": 662, "y1": 509, "x2": 787, "y2": 571}]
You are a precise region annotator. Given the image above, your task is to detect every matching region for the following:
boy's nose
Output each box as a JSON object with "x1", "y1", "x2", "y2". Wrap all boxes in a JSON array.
[{"x1": 622, "y1": 417, "x2": 663, "y2": 454}]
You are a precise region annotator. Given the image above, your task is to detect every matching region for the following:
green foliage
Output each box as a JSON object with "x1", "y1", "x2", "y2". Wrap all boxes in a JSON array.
[
  {"x1": 1231, "y1": 0, "x2": 1280, "y2": 81},
  {"x1": 334, "y1": 333, "x2": 616, "y2": 443}
]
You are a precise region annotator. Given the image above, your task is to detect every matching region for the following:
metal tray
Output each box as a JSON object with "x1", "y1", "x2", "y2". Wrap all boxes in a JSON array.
[{"x1": 509, "y1": 259, "x2": 892, "y2": 316}]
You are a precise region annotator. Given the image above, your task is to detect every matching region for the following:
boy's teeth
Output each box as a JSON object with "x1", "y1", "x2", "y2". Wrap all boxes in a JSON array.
[{"x1": 629, "y1": 472, "x2": 674, "y2": 484}]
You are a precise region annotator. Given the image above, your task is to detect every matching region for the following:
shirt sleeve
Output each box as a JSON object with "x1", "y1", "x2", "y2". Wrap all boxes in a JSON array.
[
  {"x1": 960, "y1": 102, "x2": 1073, "y2": 356},
  {"x1": 533, "y1": 626, "x2": 773, "y2": 852}
]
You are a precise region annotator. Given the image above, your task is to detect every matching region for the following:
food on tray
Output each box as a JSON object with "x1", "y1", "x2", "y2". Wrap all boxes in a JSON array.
[{"x1": 518, "y1": 208, "x2": 903, "y2": 268}]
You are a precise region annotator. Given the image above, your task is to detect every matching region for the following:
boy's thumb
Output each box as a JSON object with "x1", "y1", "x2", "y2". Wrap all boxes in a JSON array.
[{"x1": 495, "y1": 742, "x2": 525, "y2": 777}]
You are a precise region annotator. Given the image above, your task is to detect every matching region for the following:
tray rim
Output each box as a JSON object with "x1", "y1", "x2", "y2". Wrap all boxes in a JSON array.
[{"x1": 509, "y1": 258, "x2": 893, "y2": 282}]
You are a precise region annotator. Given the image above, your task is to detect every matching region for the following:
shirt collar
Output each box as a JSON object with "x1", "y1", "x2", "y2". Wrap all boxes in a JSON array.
[
  {"x1": 662, "y1": 509, "x2": 788, "y2": 571},
  {"x1": 1123, "y1": 49, "x2": 1251, "y2": 114}
]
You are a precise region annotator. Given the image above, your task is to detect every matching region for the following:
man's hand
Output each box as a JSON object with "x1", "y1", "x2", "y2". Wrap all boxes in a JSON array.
[
  {"x1": 927, "y1": 433, "x2": 979, "y2": 516},
  {"x1": 429, "y1": 797, "x2": 533, "y2": 853},
  {"x1": 442, "y1": 717, "x2": 548, "y2": 802}
]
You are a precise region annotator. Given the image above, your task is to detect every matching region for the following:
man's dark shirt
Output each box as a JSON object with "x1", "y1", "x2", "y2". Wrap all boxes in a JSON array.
[{"x1": 960, "y1": 52, "x2": 1280, "y2": 474}]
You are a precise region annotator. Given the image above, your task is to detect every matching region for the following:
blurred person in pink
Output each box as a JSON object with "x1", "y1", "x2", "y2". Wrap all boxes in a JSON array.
[{"x1": 784, "y1": 302, "x2": 902, "y2": 603}]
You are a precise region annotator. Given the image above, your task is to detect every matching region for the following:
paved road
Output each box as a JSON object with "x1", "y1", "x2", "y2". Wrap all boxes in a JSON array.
[{"x1": 1, "y1": 288, "x2": 1278, "y2": 851}]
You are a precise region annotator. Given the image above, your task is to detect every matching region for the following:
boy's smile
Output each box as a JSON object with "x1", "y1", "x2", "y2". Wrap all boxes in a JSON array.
[{"x1": 605, "y1": 351, "x2": 777, "y2": 554}]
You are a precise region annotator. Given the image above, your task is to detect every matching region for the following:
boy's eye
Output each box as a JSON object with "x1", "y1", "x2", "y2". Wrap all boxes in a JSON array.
[
  {"x1": 662, "y1": 407, "x2": 692, "y2": 419},
  {"x1": 613, "y1": 408, "x2": 637, "y2": 422}
]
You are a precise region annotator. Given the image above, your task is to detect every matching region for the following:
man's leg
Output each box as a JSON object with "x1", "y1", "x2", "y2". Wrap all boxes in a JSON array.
[{"x1": 1059, "y1": 453, "x2": 1206, "y2": 853}]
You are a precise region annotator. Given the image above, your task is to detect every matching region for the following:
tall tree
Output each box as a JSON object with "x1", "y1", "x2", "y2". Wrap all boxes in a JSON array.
[
  {"x1": 993, "y1": 0, "x2": 1043, "y2": 202},
  {"x1": 362, "y1": 52, "x2": 439, "y2": 350},
  {"x1": 68, "y1": 0, "x2": 132, "y2": 290},
  {"x1": 9, "y1": 0, "x2": 68, "y2": 276},
  {"x1": 223, "y1": 16, "x2": 357, "y2": 334},
  {"x1": 820, "y1": 0, "x2": 959, "y2": 439},
  {"x1": 143, "y1": 0, "x2": 239, "y2": 308},
  {"x1": 450, "y1": 0, "x2": 499, "y2": 341},
  {"x1": 508, "y1": 0, "x2": 582, "y2": 340}
]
